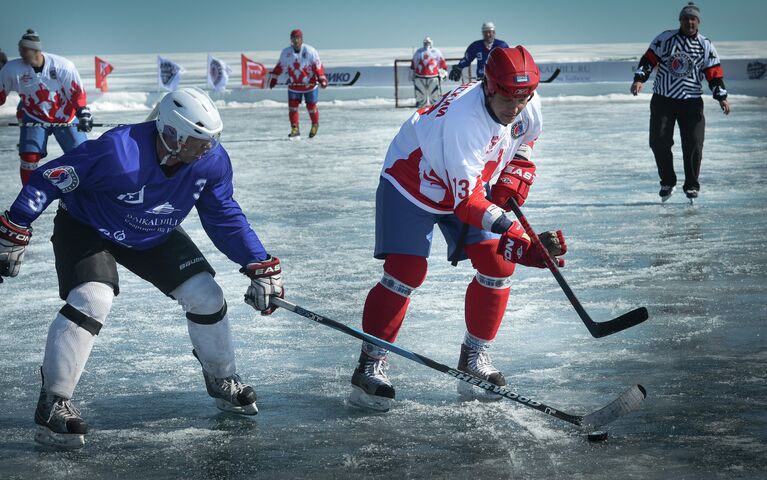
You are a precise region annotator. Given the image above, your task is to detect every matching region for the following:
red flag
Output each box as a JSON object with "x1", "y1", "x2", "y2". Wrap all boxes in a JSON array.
[
  {"x1": 241, "y1": 54, "x2": 267, "y2": 88},
  {"x1": 95, "y1": 56, "x2": 114, "y2": 92}
]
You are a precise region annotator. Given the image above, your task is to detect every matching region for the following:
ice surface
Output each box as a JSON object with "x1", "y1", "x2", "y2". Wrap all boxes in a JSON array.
[{"x1": 0, "y1": 48, "x2": 765, "y2": 479}]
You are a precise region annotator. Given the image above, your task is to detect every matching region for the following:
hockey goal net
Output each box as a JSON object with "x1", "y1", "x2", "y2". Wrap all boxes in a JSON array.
[{"x1": 394, "y1": 58, "x2": 473, "y2": 108}]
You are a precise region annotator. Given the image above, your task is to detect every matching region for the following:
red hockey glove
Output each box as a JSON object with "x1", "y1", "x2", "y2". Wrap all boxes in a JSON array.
[
  {"x1": 318, "y1": 75, "x2": 328, "y2": 88},
  {"x1": 491, "y1": 159, "x2": 536, "y2": 208},
  {"x1": 497, "y1": 224, "x2": 567, "y2": 268},
  {"x1": 241, "y1": 256, "x2": 284, "y2": 315},
  {"x1": 0, "y1": 211, "x2": 32, "y2": 278},
  {"x1": 269, "y1": 76, "x2": 278, "y2": 89}
]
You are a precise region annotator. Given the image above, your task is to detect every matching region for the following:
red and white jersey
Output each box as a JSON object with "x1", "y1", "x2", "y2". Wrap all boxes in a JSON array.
[
  {"x1": 411, "y1": 47, "x2": 448, "y2": 78},
  {"x1": 271, "y1": 44, "x2": 326, "y2": 93},
  {"x1": 0, "y1": 52, "x2": 87, "y2": 123},
  {"x1": 382, "y1": 81, "x2": 542, "y2": 217}
]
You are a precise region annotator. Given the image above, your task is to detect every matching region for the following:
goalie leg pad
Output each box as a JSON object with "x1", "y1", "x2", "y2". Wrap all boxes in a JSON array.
[{"x1": 362, "y1": 254, "x2": 427, "y2": 342}]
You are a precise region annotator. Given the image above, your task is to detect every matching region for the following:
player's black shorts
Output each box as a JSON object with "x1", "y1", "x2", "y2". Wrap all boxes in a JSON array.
[{"x1": 51, "y1": 209, "x2": 215, "y2": 300}]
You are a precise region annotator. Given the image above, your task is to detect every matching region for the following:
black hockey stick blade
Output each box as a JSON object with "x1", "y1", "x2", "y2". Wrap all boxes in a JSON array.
[
  {"x1": 581, "y1": 384, "x2": 647, "y2": 428},
  {"x1": 541, "y1": 68, "x2": 561, "y2": 83},
  {"x1": 587, "y1": 307, "x2": 649, "y2": 339}
]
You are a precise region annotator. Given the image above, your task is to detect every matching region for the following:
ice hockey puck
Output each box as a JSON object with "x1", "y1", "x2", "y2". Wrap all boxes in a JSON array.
[{"x1": 587, "y1": 430, "x2": 608, "y2": 442}]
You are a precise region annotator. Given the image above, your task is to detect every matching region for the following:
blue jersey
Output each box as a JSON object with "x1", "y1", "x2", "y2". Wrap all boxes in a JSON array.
[
  {"x1": 456, "y1": 39, "x2": 510, "y2": 79},
  {"x1": 9, "y1": 121, "x2": 267, "y2": 266}
]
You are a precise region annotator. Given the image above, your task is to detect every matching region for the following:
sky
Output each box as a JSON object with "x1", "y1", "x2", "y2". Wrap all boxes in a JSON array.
[{"x1": 1, "y1": 0, "x2": 766, "y2": 56}]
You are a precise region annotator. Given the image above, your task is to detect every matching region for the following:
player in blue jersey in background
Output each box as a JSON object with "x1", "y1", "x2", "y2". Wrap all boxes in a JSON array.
[
  {"x1": 0, "y1": 87, "x2": 284, "y2": 449},
  {"x1": 449, "y1": 22, "x2": 509, "y2": 81}
]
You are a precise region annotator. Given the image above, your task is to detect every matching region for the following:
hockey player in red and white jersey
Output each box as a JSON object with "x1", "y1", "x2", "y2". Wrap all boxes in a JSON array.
[
  {"x1": 269, "y1": 29, "x2": 328, "y2": 139},
  {"x1": 349, "y1": 46, "x2": 568, "y2": 411},
  {"x1": 0, "y1": 29, "x2": 92, "y2": 185},
  {"x1": 410, "y1": 36, "x2": 448, "y2": 108}
]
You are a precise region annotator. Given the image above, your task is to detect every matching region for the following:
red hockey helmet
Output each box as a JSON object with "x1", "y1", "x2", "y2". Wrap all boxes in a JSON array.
[
  {"x1": 484, "y1": 46, "x2": 540, "y2": 98},
  {"x1": 290, "y1": 29, "x2": 303, "y2": 38}
]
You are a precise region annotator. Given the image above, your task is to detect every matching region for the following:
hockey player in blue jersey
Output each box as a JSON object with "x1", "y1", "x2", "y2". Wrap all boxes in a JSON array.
[
  {"x1": 449, "y1": 22, "x2": 509, "y2": 81},
  {"x1": 0, "y1": 87, "x2": 284, "y2": 449}
]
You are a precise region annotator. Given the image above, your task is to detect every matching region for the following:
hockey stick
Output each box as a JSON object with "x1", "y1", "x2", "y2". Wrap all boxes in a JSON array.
[
  {"x1": 541, "y1": 68, "x2": 561, "y2": 83},
  {"x1": 507, "y1": 199, "x2": 649, "y2": 338},
  {"x1": 271, "y1": 297, "x2": 646, "y2": 428},
  {"x1": 275, "y1": 71, "x2": 361, "y2": 88},
  {"x1": 5, "y1": 122, "x2": 127, "y2": 128}
]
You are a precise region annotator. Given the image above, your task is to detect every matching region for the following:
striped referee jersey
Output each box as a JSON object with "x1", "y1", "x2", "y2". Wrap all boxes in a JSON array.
[{"x1": 634, "y1": 29, "x2": 727, "y2": 100}]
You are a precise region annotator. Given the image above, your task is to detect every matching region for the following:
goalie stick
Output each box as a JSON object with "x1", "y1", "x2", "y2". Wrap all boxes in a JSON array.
[{"x1": 271, "y1": 297, "x2": 647, "y2": 428}]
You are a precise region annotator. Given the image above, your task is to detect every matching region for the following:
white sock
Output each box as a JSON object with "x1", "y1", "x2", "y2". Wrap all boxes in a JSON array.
[
  {"x1": 172, "y1": 273, "x2": 237, "y2": 379},
  {"x1": 187, "y1": 316, "x2": 237, "y2": 378},
  {"x1": 464, "y1": 331, "x2": 493, "y2": 352},
  {"x1": 42, "y1": 282, "x2": 113, "y2": 398}
]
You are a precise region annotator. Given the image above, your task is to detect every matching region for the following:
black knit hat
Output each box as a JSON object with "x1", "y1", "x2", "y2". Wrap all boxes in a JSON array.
[
  {"x1": 679, "y1": 2, "x2": 701, "y2": 21},
  {"x1": 19, "y1": 29, "x2": 42, "y2": 51}
]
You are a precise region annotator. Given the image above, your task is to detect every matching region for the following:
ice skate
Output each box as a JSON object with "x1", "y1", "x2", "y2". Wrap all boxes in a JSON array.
[
  {"x1": 685, "y1": 188, "x2": 698, "y2": 204},
  {"x1": 309, "y1": 123, "x2": 319, "y2": 138},
  {"x1": 288, "y1": 125, "x2": 301, "y2": 139},
  {"x1": 193, "y1": 350, "x2": 258, "y2": 415},
  {"x1": 34, "y1": 383, "x2": 88, "y2": 449},
  {"x1": 349, "y1": 350, "x2": 395, "y2": 412},
  {"x1": 659, "y1": 185, "x2": 676, "y2": 203},
  {"x1": 456, "y1": 343, "x2": 506, "y2": 401}
]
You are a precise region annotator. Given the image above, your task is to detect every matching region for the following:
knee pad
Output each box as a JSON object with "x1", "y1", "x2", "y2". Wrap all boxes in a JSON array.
[
  {"x1": 62, "y1": 282, "x2": 114, "y2": 335},
  {"x1": 306, "y1": 102, "x2": 318, "y2": 113},
  {"x1": 172, "y1": 272, "x2": 227, "y2": 324},
  {"x1": 288, "y1": 99, "x2": 301, "y2": 111},
  {"x1": 465, "y1": 241, "x2": 515, "y2": 287},
  {"x1": 380, "y1": 254, "x2": 427, "y2": 297},
  {"x1": 20, "y1": 152, "x2": 42, "y2": 170}
]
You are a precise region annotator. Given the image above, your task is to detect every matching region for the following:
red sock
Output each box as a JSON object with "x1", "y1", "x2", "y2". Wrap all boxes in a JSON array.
[
  {"x1": 288, "y1": 99, "x2": 300, "y2": 127},
  {"x1": 307, "y1": 102, "x2": 319, "y2": 124},
  {"x1": 464, "y1": 279, "x2": 510, "y2": 340},
  {"x1": 362, "y1": 254, "x2": 427, "y2": 342},
  {"x1": 464, "y1": 241, "x2": 516, "y2": 341},
  {"x1": 19, "y1": 152, "x2": 42, "y2": 186}
]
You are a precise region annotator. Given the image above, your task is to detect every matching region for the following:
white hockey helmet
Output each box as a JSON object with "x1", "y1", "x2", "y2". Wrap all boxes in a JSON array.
[
  {"x1": 423, "y1": 36, "x2": 433, "y2": 47},
  {"x1": 156, "y1": 86, "x2": 223, "y2": 155},
  {"x1": 482, "y1": 22, "x2": 495, "y2": 32}
]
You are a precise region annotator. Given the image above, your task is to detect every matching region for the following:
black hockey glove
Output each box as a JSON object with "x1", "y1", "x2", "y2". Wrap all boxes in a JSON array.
[
  {"x1": 0, "y1": 211, "x2": 32, "y2": 279},
  {"x1": 448, "y1": 65, "x2": 463, "y2": 82},
  {"x1": 76, "y1": 106, "x2": 93, "y2": 132}
]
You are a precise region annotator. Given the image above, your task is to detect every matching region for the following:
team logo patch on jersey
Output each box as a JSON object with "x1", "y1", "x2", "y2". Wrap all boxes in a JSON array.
[
  {"x1": 747, "y1": 61, "x2": 766, "y2": 80},
  {"x1": 43, "y1": 166, "x2": 79, "y2": 193},
  {"x1": 669, "y1": 52, "x2": 694, "y2": 78},
  {"x1": 510, "y1": 117, "x2": 529, "y2": 139},
  {"x1": 146, "y1": 202, "x2": 180, "y2": 215}
]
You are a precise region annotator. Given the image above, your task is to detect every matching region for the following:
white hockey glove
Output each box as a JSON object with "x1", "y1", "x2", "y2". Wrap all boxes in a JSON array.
[
  {"x1": 242, "y1": 256, "x2": 283, "y2": 315},
  {"x1": 439, "y1": 68, "x2": 448, "y2": 80},
  {"x1": 0, "y1": 211, "x2": 32, "y2": 280}
]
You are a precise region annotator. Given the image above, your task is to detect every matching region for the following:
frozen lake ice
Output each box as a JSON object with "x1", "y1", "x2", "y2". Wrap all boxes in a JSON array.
[{"x1": 0, "y1": 78, "x2": 765, "y2": 478}]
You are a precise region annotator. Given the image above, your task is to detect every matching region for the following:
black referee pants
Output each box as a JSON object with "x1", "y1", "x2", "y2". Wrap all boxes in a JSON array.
[{"x1": 649, "y1": 94, "x2": 705, "y2": 192}]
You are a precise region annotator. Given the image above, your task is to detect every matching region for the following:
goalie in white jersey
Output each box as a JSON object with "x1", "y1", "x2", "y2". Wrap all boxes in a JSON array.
[
  {"x1": 0, "y1": 29, "x2": 92, "y2": 186},
  {"x1": 349, "y1": 46, "x2": 568, "y2": 411}
]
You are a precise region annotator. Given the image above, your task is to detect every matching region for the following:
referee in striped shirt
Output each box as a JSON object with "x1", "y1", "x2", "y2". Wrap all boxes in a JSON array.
[{"x1": 631, "y1": 2, "x2": 730, "y2": 203}]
